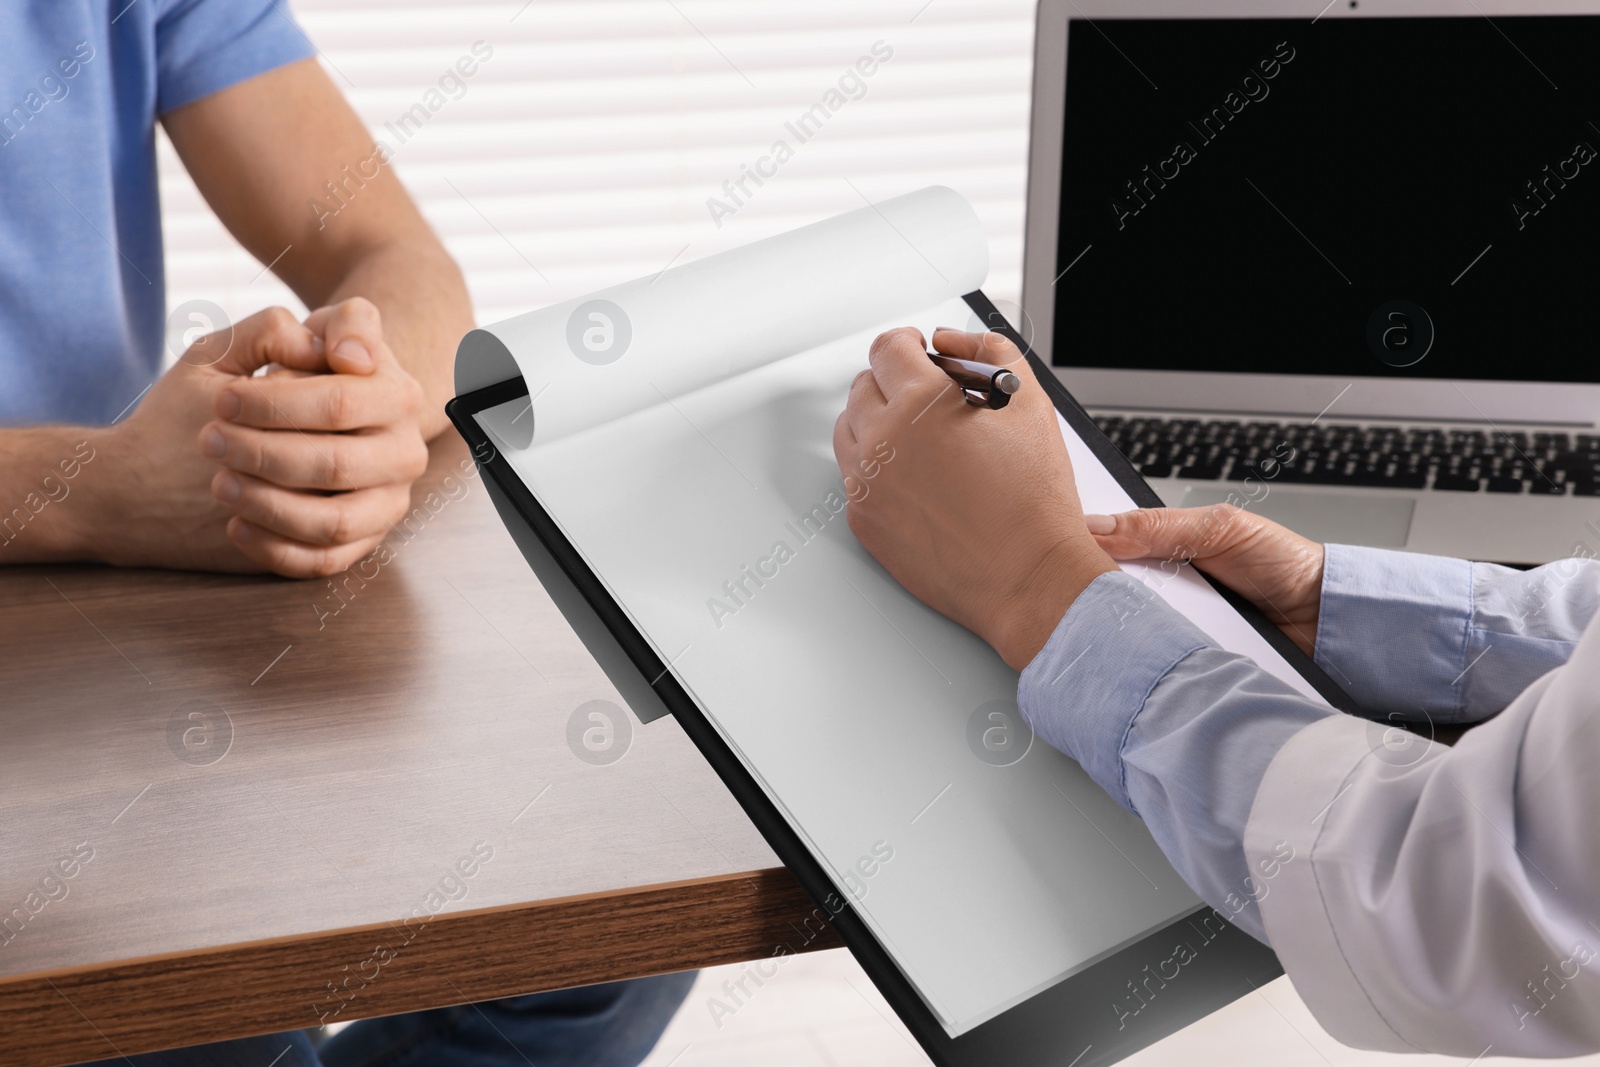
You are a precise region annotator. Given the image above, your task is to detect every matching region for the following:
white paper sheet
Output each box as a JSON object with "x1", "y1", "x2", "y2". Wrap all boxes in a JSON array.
[{"x1": 461, "y1": 189, "x2": 1325, "y2": 1035}]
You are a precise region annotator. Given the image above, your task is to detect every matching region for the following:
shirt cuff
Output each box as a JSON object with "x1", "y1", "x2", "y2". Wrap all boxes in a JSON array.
[
  {"x1": 1315, "y1": 544, "x2": 1473, "y2": 721},
  {"x1": 1017, "y1": 570, "x2": 1211, "y2": 811}
]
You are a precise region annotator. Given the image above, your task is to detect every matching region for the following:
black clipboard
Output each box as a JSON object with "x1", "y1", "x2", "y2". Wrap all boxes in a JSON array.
[{"x1": 446, "y1": 291, "x2": 1358, "y2": 1067}]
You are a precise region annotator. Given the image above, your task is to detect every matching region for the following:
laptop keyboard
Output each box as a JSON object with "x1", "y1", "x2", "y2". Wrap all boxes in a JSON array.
[{"x1": 1092, "y1": 415, "x2": 1600, "y2": 496}]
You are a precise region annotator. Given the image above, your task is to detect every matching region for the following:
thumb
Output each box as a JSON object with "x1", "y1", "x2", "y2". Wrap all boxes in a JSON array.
[
  {"x1": 1085, "y1": 504, "x2": 1256, "y2": 563},
  {"x1": 304, "y1": 297, "x2": 384, "y2": 376}
]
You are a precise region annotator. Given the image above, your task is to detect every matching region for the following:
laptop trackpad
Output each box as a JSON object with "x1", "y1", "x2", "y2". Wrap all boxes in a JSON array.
[{"x1": 1178, "y1": 487, "x2": 1415, "y2": 548}]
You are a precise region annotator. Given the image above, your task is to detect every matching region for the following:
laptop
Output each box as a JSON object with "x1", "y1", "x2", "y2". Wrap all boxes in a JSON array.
[{"x1": 1021, "y1": 0, "x2": 1600, "y2": 566}]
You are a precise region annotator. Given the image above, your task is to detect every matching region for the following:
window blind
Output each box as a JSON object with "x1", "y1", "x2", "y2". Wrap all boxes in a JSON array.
[{"x1": 158, "y1": 0, "x2": 1036, "y2": 340}]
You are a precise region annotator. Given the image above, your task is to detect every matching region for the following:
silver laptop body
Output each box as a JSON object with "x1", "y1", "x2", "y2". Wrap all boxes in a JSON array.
[{"x1": 1022, "y1": 0, "x2": 1600, "y2": 565}]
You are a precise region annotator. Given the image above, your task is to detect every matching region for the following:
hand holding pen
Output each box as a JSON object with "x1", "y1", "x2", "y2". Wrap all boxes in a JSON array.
[
  {"x1": 927, "y1": 328, "x2": 1024, "y2": 409},
  {"x1": 834, "y1": 325, "x2": 1115, "y2": 671}
]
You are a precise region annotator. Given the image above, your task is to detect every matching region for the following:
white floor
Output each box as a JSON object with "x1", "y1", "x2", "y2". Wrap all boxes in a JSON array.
[{"x1": 638, "y1": 948, "x2": 1600, "y2": 1067}]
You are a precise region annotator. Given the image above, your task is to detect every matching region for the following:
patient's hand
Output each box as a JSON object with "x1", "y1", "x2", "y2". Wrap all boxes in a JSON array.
[
  {"x1": 202, "y1": 298, "x2": 428, "y2": 576},
  {"x1": 834, "y1": 327, "x2": 1115, "y2": 671},
  {"x1": 1087, "y1": 506, "x2": 1325, "y2": 655},
  {"x1": 87, "y1": 299, "x2": 428, "y2": 578}
]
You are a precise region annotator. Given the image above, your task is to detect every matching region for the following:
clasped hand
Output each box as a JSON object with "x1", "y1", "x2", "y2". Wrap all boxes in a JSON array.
[{"x1": 92, "y1": 298, "x2": 429, "y2": 578}]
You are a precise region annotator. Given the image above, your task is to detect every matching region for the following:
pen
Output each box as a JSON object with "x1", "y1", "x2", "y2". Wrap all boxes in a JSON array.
[{"x1": 927, "y1": 352, "x2": 1024, "y2": 409}]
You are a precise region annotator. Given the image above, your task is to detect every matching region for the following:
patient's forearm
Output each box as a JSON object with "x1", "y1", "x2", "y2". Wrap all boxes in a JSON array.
[{"x1": 0, "y1": 426, "x2": 104, "y2": 563}]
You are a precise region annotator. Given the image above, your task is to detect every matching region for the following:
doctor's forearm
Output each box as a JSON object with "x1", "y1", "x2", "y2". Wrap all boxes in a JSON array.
[
  {"x1": 1018, "y1": 570, "x2": 1334, "y2": 942},
  {"x1": 1023, "y1": 560, "x2": 1600, "y2": 1057},
  {"x1": 1317, "y1": 543, "x2": 1598, "y2": 722},
  {"x1": 1246, "y1": 629, "x2": 1600, "y2": 1056}
]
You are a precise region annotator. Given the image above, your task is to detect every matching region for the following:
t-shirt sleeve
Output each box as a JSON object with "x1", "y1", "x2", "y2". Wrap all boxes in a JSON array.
[{"x1": 154, "y1": 0, "x2": 319, "y2": 114}]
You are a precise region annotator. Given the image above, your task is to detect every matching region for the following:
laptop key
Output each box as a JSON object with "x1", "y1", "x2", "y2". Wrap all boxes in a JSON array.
[{"x1": 1097, "y1": 415, "x2": 1585, "y2": 496}]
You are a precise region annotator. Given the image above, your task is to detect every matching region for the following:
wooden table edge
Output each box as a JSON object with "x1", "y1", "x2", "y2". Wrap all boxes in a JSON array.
[{"x1": 0, "y1": 866, "x2": 841, "y2": 1067}]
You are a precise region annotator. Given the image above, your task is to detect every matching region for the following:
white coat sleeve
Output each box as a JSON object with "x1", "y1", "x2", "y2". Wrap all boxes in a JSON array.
[{"x1": 1245, "y1": 615, "x2": 1600, "y2": 1057}]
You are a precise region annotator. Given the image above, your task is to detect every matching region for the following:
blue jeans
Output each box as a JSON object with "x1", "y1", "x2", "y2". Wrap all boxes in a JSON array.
[{"x1": 75, "y1": 973, "x2": 696, "y2": 1067}]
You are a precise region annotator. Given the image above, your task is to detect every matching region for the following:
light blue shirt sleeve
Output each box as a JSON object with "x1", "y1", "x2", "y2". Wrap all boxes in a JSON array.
[
  {"x1": 1315, "y1": 543, "x2": 1600, "y2": 723},
  {"x1": 156, "y1": 0, "x2": 317, "y2": 114},
  {"x1": 1018, "y1": 571, "x2": 1334, "y2": 942},
  {"x1": 1016, "y1": 545, "x2": 1600, "y2": 944}
]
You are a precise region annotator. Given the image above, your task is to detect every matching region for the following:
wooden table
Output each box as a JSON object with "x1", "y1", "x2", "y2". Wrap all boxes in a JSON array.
[{"x1": 0, "y1": 432, "x2": 837, "y2": 1067}]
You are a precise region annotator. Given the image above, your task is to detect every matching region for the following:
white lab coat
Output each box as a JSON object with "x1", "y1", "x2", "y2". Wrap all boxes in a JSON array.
[{"x1": 1247, "y1": 620, "x2": 1600, "y2": 1056}]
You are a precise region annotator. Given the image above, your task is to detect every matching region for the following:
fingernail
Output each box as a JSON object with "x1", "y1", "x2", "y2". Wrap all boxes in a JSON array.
[
  {"x1": 214, "y1": 473, "x2": 242, "y2": 504},
  {"x1": 216, "y1": 391, "x2": 242, "y2": 421},
  {"x1": 233, "y1": 521, "x2": 253, "y2": 545},
  {"x1": 334, "y1": 339, "x2": 372, "y2": 367},
  {"x1": 1084, "y1": 513, "x2": 1116, "y2": 535},
  {"x1": 311, "y1": 334, "x2": 325, "y2": 354},
  {"x1": 933, "y1": 326, "x2": 965, "y2": 335},
  {"x1": 200, "y1": 426, "x2": 227, "y2": 459}
]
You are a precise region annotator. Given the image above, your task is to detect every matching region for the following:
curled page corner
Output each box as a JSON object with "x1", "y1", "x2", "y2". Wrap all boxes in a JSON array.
[{"x1": 453, "y1": 186, "x2": 989, "y2": 449}]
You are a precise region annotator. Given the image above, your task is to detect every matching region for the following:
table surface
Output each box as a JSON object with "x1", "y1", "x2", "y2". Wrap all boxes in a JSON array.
[{"x1": 0, "y1": 432, "x2": 837, "y2": 1067}]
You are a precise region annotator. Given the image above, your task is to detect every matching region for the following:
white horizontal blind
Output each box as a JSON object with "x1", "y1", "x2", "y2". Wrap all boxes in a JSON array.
[{"x1": 158, "y1": 0, "x2": 1036, "y2": 339}]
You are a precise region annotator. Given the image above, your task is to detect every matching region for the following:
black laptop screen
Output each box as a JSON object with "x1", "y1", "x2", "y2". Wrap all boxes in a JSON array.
[{"x1": 1054, "y1": 15, "x2": 1600, "y2": 382}]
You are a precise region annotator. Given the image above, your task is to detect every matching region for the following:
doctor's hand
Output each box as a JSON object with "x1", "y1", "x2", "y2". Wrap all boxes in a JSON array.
[
  {"x1": 1086, "y1": 506, "x2": 1325, "y2": 655},
  {"x1": 834, "y1": 327, "x2": 1116, "y2": 671}
]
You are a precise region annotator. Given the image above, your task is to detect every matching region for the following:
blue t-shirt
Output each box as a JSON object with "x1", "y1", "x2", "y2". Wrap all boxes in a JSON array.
[{"x1": 0, "y1": 1, "x2": 314, "y2": 426}]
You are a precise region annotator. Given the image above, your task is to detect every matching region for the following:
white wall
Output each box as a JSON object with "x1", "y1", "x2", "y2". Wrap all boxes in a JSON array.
[{"x1": 158, "y1": 0, "x2": 1036, "y2": 336}]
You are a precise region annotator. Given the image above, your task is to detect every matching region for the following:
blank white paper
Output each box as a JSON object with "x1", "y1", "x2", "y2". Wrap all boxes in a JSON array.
[{"x1": 463, "y1": 189, "x2": 1325, "y2": 1035}]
